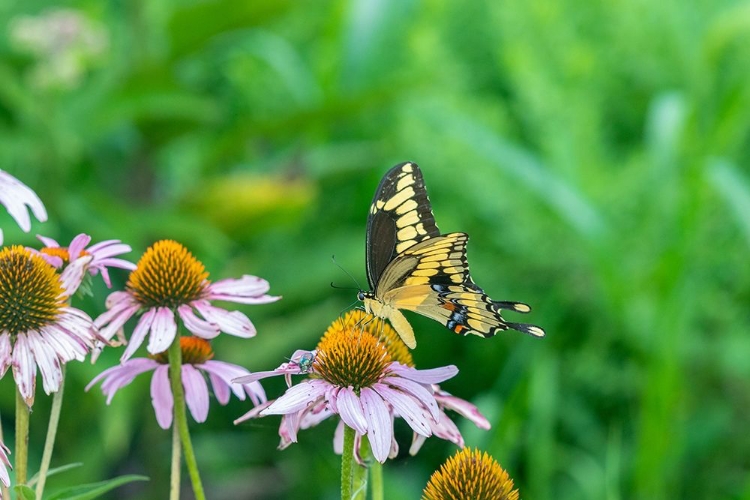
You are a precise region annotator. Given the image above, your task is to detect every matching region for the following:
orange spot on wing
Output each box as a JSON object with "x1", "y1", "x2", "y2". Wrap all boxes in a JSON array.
[
  {"x1": 442, "y1": 302, "x2": 457, "y2": 312},
  {"x1": 453, "y1": 324, "x2": 466, "y2": 334}
]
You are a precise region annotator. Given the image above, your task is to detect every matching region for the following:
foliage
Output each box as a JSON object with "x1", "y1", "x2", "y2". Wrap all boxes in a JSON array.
[{"x1": 1, "y1": 0, "x2": 749, "y2": 499}]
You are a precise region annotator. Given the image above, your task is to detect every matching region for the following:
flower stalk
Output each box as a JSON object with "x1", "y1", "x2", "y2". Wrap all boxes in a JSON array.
[
  {"x1": 15, "y1": 388, "x2": 29, "y2": 485},
  {"x1": 168, "y1": 334, "x2": 205, "y2": 500},
  {"x1": 170, "y1": 423, "x2": 181, "y2": 500},
  {"x1": 35, "y1": 366, "x2": 66, "y2": 499},
  {"x1": 341, "y1": 424, "x2": 355, "y2": 500}
]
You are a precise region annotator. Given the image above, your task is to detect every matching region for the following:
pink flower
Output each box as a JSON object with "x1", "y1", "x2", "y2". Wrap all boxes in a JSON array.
[
  {"x1": 0, "y1": 170, "x2": 47, "y2": 245},
  {"x1": 0, "y1": 246, "x2": 98, "y2": 406},
  {"x1": 35, "y1": 233, "x2": 136, "y2": 288},
  {"x1": 87, "y1": 337, "x2": 265, "y2": 429},
  {"x1": 93, "y1": 240, "x2": 279, "y2": 362},
  {"x1": 0, "y1": 441, "x2": 10, "y2": 492},
  {"x1": 234, "y1": 313, "x2": 462, "y2": 463}
]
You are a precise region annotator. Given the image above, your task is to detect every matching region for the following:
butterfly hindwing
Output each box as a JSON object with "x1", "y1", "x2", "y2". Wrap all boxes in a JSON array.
[{"x1": 365, "y1": 162, "x2": 441, "y2": 289}]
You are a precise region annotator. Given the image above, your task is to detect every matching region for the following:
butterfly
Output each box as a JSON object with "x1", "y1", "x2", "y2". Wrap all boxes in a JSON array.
[{"x1": 357, "y1": 162, "x2": 545, "y2": 348}]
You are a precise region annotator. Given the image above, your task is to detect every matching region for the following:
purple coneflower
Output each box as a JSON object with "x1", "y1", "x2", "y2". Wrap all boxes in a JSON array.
[
  {"x1": 0, "y1": 170, "x2": 47, "y2": 245},
  {"x1": 0, "y1": 441, "x2": 9, "y2": 493},
  {"x1": 422, "y1": 447, "x2": 519, "y2": 500},
  {"x1": 93, "y1": 240, "x2": 280, "y2": 362},
  {"x1": 0, "y1": 246, "x2": 97, "y2": 405},
  {"x1": 35, "y1": 233, "x2": 136, "y2": 288},
  {"x1": 234, "y1": 310, "x2": 483, "y2": 463},
  {"x1": 87, "y1": 336, "x2": 266, "y2": 428}
]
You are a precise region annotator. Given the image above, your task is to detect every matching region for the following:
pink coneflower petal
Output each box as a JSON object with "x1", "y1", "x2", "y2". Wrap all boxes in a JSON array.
[
  {"x1": 67, "y1": 234, "x2": 91, "y2": 260},
  {"x1": 263, "y1": 379, "x2": 329, "y2": 415},
  {"x1": 430, "y1": 410, "x2": 464, "y2": 447},
  {"x1": 0, "y1": 441, "x2": 10, "y2": 488},
  {"x1": 192, "y1": 300, "x2": 255, "y2": 338},
  {"x1": 0, "y1": 170, "x2": 47, "y2": 238},
  {"x1": 86, "y1": 358, "x2": 159, "y2": 404},
  {"x1": 375, "y1": 383, "x2": 432, "y2": 437},
  {"x1": 36, "y1": 235, "x2": 59, "y2": 248},
  {"x1": 151, "y1": 365, "x2": 173, "y2": 429},
  {"x1": 434, "y1": 389, "x2": 491, "y2": 430},
  {"x1": 205, "y1": 276, "x2": 280, "y2": 304},
  {"x1": 178, "y1": 305, "x2": 220, "y2": 339},
  {"x1": 12, "y1": 334, "x2": 37, "y2": 404},
  {"x1": 145, "y1": 307, "x2": 177, "y2": 355},
  {"x1": 26, "y1": 330, "x2": 63, "y2": 394},
  {"x1": 336, "y1": 387, "x2": 368, "y2": 435},
  {"x1": 200, "y1": 360, "x2": 266, "y2": 405},
  {"x1": 0, "y1": 334, "x2": 11, "y2": 376},
  {"x1": 383, "y1": 376, "x2": 440, "y2": 420},
  {"x1": 95, "y1": 291, "x2": 140, "y2": 342},
  {"x1": 183, "y1": 364, "x2": 209, "y2": 423},
  {"x1": 59, "y1": 254, "x2": 93, "y2": 296},
  {"x1": 121, "y1": 308, "x2": 156, "y2": 362},
  {"x1": 389, "y1": 364, "x2": 458, "y2": 385},
  {"x1": 234, "y1": 400, "x2": 273, "y2": 425},
  {"x1": 360, "y1": 388, "x2": 392, "y2": 463}
]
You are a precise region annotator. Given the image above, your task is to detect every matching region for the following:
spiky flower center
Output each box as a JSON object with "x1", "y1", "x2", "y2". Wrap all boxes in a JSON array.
[
  {"x1": 151, "y1": 336, "x2": 214, "y2": 365},
  {"x1": 0, "y1": 246, "x2": 64, "y2": 335},
  {"x1": 342, "y1": 310, "x2": 414, "y2": 367},
  {"x1": 127, "y1": 240, "x2": 208, "y2": 309},
  {"x1": 422, "y1": 448, "x2": 519, "y2": 500},
  {"x1": 314, "y1": 315, "x2": 392, "y2": 391}
]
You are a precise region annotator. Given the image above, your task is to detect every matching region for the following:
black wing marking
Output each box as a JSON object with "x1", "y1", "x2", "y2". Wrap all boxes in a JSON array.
[{"x1": 365, "y1": 162, "x2": 440, "y2": 289}]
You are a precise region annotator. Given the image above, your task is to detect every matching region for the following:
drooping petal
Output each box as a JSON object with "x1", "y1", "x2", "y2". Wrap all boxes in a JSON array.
[
  {"x1": 151, "y1": 365, "x2": 173, "y2": 429},
  {"x1": 60, "y1": 255, "x2": 93, "y2": 296},
  {"x1": 388, "y1": 363, "x2": 458, "y2": 385},
  {"x1": 262, "y1": 379, "x2": 329, "y2": 415},
  {"x1": 94, "y1": 291, "x2": 140, "y2": 342},
  {"x1": 25, "y1": 330, "x2": 62, "y2": 395},
  {"x1": 86, "y1": 358, "x2": 159, "y2": 404},
  {"x1": 201, "y1": 360, "x2": 259, "y2": 402},
  {"x1": 0, "y1": 334, "x2": 12, "y2": 377},
  {"x1": 434, "y1": 388, "x2": 491, "y2": 429},
  {"x1": 335, "y1": 387, "x2": 367, "y2": 435},
  {"x1": 233, "y1": 400, "x2": 273, "y2": 425},
  {"x1": 0, "y1": 170, "x2": 47, "y2": 233},
  {"x1": 0, "y1": 441, "x2": 10, "y2": 488},
  {"x1": 359, "y1": 388, "x2": 392, "y2": 463},
  {"x1": 178, "y1": 305, "x2": 220, "y2": 339},
  {"x1": 120, "y1": 308, "x2": 156, "y2": 362},
  {"x1": 383, "y1": 376, "x2": 440, "y2": 421},
  {"x1": 192, "y1": 300, "x2": 255, "y2": 338},
  {"x1": 374, "y1": 383, "x2": 432, "y2": 437},
  {"x1": 429, "y1": 408, "x2": 464, "y2": 448},
  {"x1": 182, "y1": 364, "x2": 209, "y2": 423},
  {"x1": 145, "y1": 307, "x2": 177, "y2": 355},
  {"x1": 204, "y1": 276, "x2": 280, "y2": 304},
  {"x1": 11, "y1": 334, "x2": 37, "y2": 405},
  {"x1": 36, "y1": 235, "x2": 59, "y2": 248}
]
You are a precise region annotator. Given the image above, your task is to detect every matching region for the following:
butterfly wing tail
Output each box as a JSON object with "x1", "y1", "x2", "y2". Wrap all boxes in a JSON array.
[
  {"x1": 492, "y1": 301, "x2": 531, "y2": 313},
  {"x1": 506, "y1": 322, "x2": 546, "y2": 337}
]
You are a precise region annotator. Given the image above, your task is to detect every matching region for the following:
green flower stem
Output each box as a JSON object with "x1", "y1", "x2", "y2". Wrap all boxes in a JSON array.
[
  {"x1": 170, "y1": 422, "x2": 181, "y2": 500},
  {"x1": 168, "y1": 335, "x2": 205, "y2": 500},
  {"x1": 370, "y1": 457, "x2": 383, "y2": 500},
  {"x1": 15, "y1": 388, "x2": 29, "y2": 485},
  {"x1": 35, "y1": 366, "x2": 65, "y2": 499},
  {"x1": 352, "y1": 437, "x2": 370, "y2": 500},
  {"x1": 341, "y1": 424, "x2": 355, "y2": 500}
]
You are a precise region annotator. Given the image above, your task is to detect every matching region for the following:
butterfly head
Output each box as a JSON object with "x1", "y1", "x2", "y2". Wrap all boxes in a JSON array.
[{"x1": 357, "y1": 290, "x2": 375, "y2": 301}]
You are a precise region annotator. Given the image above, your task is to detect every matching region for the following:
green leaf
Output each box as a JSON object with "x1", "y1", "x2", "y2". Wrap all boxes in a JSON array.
[
  {"x1": 13, "y1": 485, "x2": 36, "y2": 500},
  {"x1": 28, "y1": 463, "x2": 84, "y2": 486},
  {"x1": 46, "y1": 475, "x2": 149, "y2": 500}
]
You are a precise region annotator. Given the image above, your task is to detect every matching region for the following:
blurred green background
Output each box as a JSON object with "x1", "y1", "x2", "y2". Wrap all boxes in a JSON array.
[{"x1": 1, "y1": 0, "x2": 750, "y2": 498}]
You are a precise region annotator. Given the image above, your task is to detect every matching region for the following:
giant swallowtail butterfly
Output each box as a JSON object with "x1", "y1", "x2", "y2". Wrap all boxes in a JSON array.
[{"x1": 357, "y1": 162, "x2": 545, "y2": 348}]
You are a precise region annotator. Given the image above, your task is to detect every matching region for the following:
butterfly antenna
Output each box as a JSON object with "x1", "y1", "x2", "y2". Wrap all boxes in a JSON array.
[{"x1": 331, "y1": 255, "x2": 363, "y2": 291}]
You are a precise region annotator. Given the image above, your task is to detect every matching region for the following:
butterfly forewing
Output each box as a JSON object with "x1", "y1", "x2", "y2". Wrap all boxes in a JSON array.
[{"x1": 365, "y1": 162, "x2": 440, "y2": 289}]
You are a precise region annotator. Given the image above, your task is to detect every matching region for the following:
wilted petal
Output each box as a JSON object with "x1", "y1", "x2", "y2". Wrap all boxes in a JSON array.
[
  {"x1": 0, "y1": 334, "x2": 12, "y2": 377},
  {"x1": 12, "y1": 334, "x2": 37, "y2": 406},
  {"x1": 60, "y1": 255, "x2": 93, "y2": 296},
  {"x1": 434, "y1": 388, "x2": 491, "y2": 429},
  {"x1": 26, "y1": 330, "x2": 62, "y2": 395}
]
